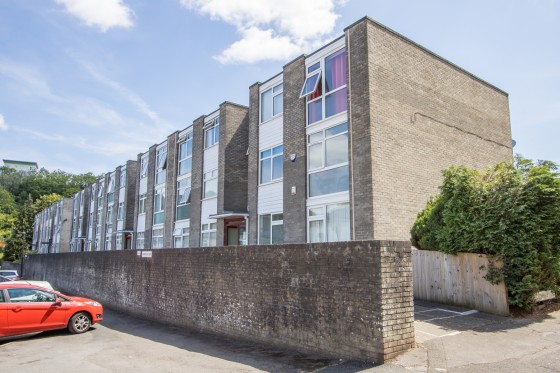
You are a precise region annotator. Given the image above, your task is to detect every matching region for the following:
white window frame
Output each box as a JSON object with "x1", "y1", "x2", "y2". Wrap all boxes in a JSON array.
[
  {"x1": 140, "y1": 156, "x2": 149, "y2": 178},
  {"x1": 119, "y1": 169, "x2": 126, "y2": 188},
  {"x1": 204, "y1": 117, "x2": 220, "y2": 149},
  {"x1": 201, "y1": 223, "x2": 217, "y2": 247},
  {"x1": 258, "y1": 213, "x2": 284, "y2": 244},
  {"x1": 153, "y1": 189, "x2": 165, "y2": 225},
  {"x1": 106, "y1": 205, "x2": 113, "y2": 232},
  {"x1": 259, "y1": 145, "x2": 283, "y2": 185},
  {"x1": 116, "y1": 235, "x2": 122, "y2": 250},
  {"x1": 152, "y1": 227, "x2": 164, "y2": 249},
  {"x1": 136, "y1": 232, "x2": 144, "y2": 249},
  {"x1": 307, "y1": 202, "x2": 350, "y2": 243},
  {"x1": 307, "y1": 122, "x2": 349, "y2": 198},
  {"x1": 155, "y1": 146, "x2": 167, "y2": 185},
  {"x1": 138, "y1": 193, "x2": 147, "y2": 215},
  {"x1": 302, "y1": 47, "x2": 347, "y2": 126},
  {"x1": 117, "y1": 202, "x2": 124, "y2": 221},
  {"x1": 178, "y1": 132, "x2": 193, "y2": 176},
  {"x1": 203, "y1": 169, "x2": 218, "y2": 199},
  {"x1": 173, "y1": 227, "x2": 190, "y2": 248},
  {"x1": 176, "y1": 177, "x2": 191, "y2": 221},
  {"x1": 260, "y1": 82, "x2": 283, "y2": 123}
]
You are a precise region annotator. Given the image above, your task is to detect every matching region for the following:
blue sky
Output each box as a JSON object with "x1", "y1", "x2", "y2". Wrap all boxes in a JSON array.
[{"x1": 0, "y1": 0, "x2": 558, "y2": 174}]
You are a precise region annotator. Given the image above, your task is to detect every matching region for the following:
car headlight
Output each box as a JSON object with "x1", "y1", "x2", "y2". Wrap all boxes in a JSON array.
[{"x1": 84, "y1": 301, "x2": 101, "y2": 307}]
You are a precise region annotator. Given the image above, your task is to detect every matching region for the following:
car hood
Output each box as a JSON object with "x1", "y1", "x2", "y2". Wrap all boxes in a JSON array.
[{"x1": 68, "y1": 296, "x2": 98, "y2": 304}]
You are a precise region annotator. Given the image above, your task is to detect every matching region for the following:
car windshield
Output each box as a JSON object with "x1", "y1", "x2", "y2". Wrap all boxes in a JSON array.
[{"x1": 0, "y1": 271, "x2": 17, "y2": 276}]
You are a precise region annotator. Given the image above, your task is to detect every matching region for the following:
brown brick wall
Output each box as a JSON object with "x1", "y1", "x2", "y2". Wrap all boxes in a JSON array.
[
  {"x1": 25, "y1": 240, "x2": 414, "y2": 363},
  {"x1": 347, "y1": 18, "x2": 512, "y2": 240}
]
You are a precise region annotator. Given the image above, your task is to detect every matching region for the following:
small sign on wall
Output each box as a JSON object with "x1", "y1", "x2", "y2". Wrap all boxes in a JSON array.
[{"x1": 141, "y1": 251, "x2": 152, "y2": 258}]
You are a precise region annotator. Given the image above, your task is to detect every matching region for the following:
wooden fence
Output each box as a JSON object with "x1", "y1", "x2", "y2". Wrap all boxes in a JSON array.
[{"x1": 412, "y1": 249, "x2": 509, "y2": 316}]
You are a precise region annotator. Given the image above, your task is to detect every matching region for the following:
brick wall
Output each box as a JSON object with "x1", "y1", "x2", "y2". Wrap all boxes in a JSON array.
[
  {"x1": 346, "y1": 18, "x2": 513, "y2": 240},
  {"x1": 247, "y1": 83, "x2": 260, "y2": 244},
  {"x1": 24, "y1": 240, "x2": 414, "y2": 363}
]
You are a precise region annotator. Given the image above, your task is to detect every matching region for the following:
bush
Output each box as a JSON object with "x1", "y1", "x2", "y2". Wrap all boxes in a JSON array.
[{"x1": 411, "y1": 157, "x2": 560, "y2": 309}]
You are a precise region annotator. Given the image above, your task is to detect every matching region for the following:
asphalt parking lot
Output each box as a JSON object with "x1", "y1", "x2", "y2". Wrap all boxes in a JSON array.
[{"x1": 2, "y1": 301, "x2": 560, "y2": 372}]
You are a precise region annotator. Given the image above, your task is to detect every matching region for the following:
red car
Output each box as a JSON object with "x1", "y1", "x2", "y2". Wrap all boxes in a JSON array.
[{"x1": 0, "y1": 283, "x2": 103, "y2": 337}]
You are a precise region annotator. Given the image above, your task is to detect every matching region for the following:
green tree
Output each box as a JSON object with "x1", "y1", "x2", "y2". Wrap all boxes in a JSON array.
[
  {"x1": 411, "y1": 157, "x2": 560, "y2": 309},
  {"x1": 3, "y1": 193, "x2": 63, "y2": 262}
]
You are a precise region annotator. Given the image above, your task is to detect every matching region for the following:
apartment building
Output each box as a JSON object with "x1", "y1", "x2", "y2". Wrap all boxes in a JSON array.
[
  {"x1": 34, "y1": 16, "x2": 513, "y2": 251},
  {"x1": 32, "y1": 197, "x2": 72, "y2": 254}
]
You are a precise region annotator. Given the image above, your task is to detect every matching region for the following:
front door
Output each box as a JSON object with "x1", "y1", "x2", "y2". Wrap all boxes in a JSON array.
[{"x1": 224, "y1": 219, "x2": 247, "y2": 246}]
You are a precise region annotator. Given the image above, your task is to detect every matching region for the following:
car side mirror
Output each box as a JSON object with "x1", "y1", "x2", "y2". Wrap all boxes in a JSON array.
[{"x1": 54, "y1": 298, "x2": 63, "y2": 306}]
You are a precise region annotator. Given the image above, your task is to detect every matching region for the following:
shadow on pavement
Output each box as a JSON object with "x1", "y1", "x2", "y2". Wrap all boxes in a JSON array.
[{"x1": 96, "y1": 307, "x2": 375, "y2": 373}]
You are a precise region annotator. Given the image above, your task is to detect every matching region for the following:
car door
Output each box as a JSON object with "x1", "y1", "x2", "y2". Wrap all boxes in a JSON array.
[
  {"x1": 5, "y1": 287, "x2": 68, "y2": 335},
  {"x1": 0, "y1": 290, "x2": 8, "y2": 337}
]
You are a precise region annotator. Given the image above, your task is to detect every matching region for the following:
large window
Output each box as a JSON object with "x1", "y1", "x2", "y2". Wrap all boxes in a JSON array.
[
  {"x1": 203, "y1": 169, "x2": 218, "y2": 199},
  {"x1": 116, "y1": 235, "x2": 122, "y2": 250},
  {"x1": 173, "y1": 228, "x2": 189, "y2": 248},
  {"x1": 201, "y1": 223, "x2": 217, "y2": 247},
  {"x1": 107, "y1": 175, "x2": 115, "y2": 204},
  {"x1": 308, "y1": 203, "x2": 350, "y2": 243},
  {"x1": 105, "y1": 235, "x2": 112, "y2": 251},
  {"x1": 119, "y1": 169, "x2": 126, "y2": 188},
  {"x1": 260, "y1": 145, "x2": 283, "y2": 184},
  {"x1": 176, "y1": 178, "x2": 191, "y2": 221},
  {"x1": 260, "y1": 83, "x2": 283, "y2": 122},
  {"x1": 178, "y1": 132, "x2": 193, "y2": 176},
  {"x1": 155, "y1": 146, "x2": 167, "y2": 185},
  {"x1": 307, "y1": 122, "x2": 349, "y2": 197},
  {"x1": 153, "y1": 189, "x2": 165, "y2": 225},
  {"x1": 204, "y1": 117, "x2": 220, "y2": 148},
  {"x1": 300, "y1": 48, "x2": 347, "y2": 125},
  {"x1": 259, "y1": 213, "x2": 284, "y2": 244},
  {"x1": 97, "y1": 181, "x2": 104, "y2": 207},
  {"x1": 140, "y1": 157, "x2": 148, "y2": 178},
  {"x1": 117, "y1": 202, "x2": 124, "y2": 221},
  {"x1": 136, "y1": 232, "x2": 144, "y2": 249},
  {"x1": 138, "y1": 193, "x2": 146, "y2": 215},
  {"x1": 106, "y1": 205, "x2": 113, "y2": 231},
  {"x1": 152, "y1": 227, "x2": 164, "y2": 249}
]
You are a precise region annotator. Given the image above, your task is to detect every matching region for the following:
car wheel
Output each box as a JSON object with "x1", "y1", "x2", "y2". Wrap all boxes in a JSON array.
[{"x1": 68, "y1": 312, "x2": 91, "y2": 334}]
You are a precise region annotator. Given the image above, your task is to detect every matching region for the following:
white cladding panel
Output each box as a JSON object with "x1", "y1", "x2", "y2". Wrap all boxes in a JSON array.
[
  {"x1": 137, "y1": 214, "x2": 146, "y2": 232},
  {"x1": 139, "y1": 178, "x2": 148, "y2": 194},
  {"x1": 258, "y1": 182, "x2": 283, "y2": 214},
  {"x1": 201, "y1": 198, "x2": 217, "y2": 225},
  {"x1": 259, "y1": 118, "x2": 283, "y2": 150},
  {"x1": 117, "y1": 220, "x2": 123, "y2": 231},
  {"x1": 118, "y1": 188, "x2": 125, "y2": 201},
  {"x1": 203, "y1": 145, "x2": 219, "y2": 172}
]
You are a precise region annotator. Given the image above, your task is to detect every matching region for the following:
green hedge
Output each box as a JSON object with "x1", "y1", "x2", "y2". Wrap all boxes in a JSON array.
[{"x1": 411, "y1": 158, "x2": 560, "y2": 309}]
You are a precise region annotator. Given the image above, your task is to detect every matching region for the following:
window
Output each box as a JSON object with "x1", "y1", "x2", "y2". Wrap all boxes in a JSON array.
[
  {"x1": 153, "y1": 189, "x2": 165, "y2": 225},
  {"x1": 259, "y1": 213, "x2": 284, "y2": 244},
  {"x1": 136, "y1": 232, "x2": 144, "y2": 249},
  {"x1": 116, "y1": 235, "x2": 122, "y2": 250},
  {"x1": 138, "y1": 193, "x2": 146, "y2": 215},
  {"x1": 91, "y1": 185, "x2": 96, "y2": 202},
  {"x1": 140, "y1": 157, "x2": 148, "y2": 178},
  {"x1": 301, "y1": 48, "x2": 347, "y2": 125},
  {"x1": 307, "y1": 122, "x2": 349, "y2": 197},
  {"x1": 107, "y1": 175, "x2": 115, "y2": 204},
  {"x1": 201, "y1": 223, "x2": 217, "y2": 247},
  {"x1": 105, "y1": 235, "x2": 112, "y2": 251},
  {"x1": 117, "y1": 202, "x2": 124, "y2": 221},
  {"x1": 96, "y1": 209, "x2": 102, "y2": 236},
  {"x1": 152, "y1": 227, "x2": 164, "y2": 249},
  {"x1": 203, "y1": 169, "x2": 218, "y2": 199},
  {"x1": 89, "y1": 211, "x2": 94, "y2": 227},
  {"x1": 260, "y1": 145, "x2": 283, "y2": 184},
  {"x1": 173, "y1": 228, "x2": 190, "y2": 248},
  {"x1": 176, "y1": 178, "x2": 191, "y2": 221},
  {"x1": 97, "y1": 181, "x2": 104, "y2": 207},
  {"x1": 261, "y1": 83, "x2": 283, "y2": 122},
  {"x1": 120, "y1": 169, "x2": 126, "y2": 188},
  {"x1": 204, "y1": 117, "x2": 220, "y2": 148},
  {"x1": 106, "y1": 205, "x2": 113, "y2": 231},
  {"x1": 155, "y1": 146, "x2": 167, "y2": 185},
  {"x1": 7, "y1": 288, "x2": 56, "y2": 303},
  {"x1": 178, "y1": 133, "x2": 193, "y2": 176},
  {"x1": 308, "y1": 203, "x2": 350, "y2": 243}
]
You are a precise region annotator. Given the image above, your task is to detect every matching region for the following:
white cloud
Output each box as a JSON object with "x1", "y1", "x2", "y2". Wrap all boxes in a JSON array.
[
  {"x1": 180, "y1": 0, "x2": 345, "y2": 63},
  {"x1": 0, "y1": 114, "x2": 8, "y2": 131},
  {"x1": 55, "y1": 0, "x2": 134, "y2": 32}
]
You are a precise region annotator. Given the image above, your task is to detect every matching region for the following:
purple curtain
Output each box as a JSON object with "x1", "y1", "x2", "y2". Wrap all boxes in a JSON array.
[{"x1": 325, "y1": 49, "x2": 347, "y2": 92}]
